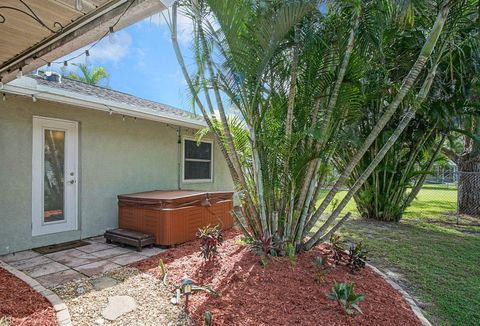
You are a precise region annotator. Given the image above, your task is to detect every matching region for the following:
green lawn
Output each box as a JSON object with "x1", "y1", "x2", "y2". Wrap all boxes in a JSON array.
[{"x1": 316, "y1": 187, "x2": 480, "y2": 325}]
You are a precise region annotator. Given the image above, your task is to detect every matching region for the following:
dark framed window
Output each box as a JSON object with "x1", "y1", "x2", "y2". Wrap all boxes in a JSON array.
[{"x1": 183, "y1": 138, "x2": 213, "y2": 182}]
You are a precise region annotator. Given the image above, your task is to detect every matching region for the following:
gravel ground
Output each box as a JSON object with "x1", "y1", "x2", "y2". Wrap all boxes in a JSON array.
[{"x1": 53, "y1": 267, "x2": 192, "y2": 326}]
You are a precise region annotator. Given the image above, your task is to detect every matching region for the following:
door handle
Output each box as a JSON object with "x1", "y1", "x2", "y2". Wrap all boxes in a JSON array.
[{"x1": 68, "y1": 179, "x2": 76, "y2": 184}]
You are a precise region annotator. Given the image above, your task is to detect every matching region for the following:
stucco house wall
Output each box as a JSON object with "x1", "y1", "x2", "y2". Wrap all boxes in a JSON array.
[{"x1": 0, "y1": 95, "x2": 233, "y2": 254}]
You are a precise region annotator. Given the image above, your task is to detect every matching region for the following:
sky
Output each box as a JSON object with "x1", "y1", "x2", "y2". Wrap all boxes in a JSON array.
[{"x1": 48, "y1": 11, "x2": 195, "y2": 112}]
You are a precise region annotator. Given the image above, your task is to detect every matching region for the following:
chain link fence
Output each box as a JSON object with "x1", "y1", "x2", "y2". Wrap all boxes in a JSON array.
[
  {"x1": 320, "y1": 169, "x2": 480, "y2": 219},
  {"x1": 423, "y1": 170, "x2": 480, "y2": 217}
]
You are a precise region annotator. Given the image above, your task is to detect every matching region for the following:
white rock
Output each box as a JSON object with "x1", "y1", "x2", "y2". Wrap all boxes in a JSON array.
[
  {"x1": 95, "y1": 318, "x2": 105, "y2": 325},
  {"x1": 101, "y1": 295, "x2": 137, "y2": 321}
]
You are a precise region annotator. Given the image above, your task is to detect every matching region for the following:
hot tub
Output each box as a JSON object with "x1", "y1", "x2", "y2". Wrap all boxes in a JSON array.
[{"x1": 117, "y1": 190, "x2": 234, "y2": 246}]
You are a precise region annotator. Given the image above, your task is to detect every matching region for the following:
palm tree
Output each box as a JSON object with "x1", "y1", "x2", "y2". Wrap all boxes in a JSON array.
[
  {"x1": 333, "y1": 0, "x2": 480, "y2": 221},
  {"x1": 168, "y1": 0, "x2": 463, "y2": 254},
  {"x1": 68, "y1": 64, "x2": 109, "y2": 86},
  {"x1": 438, "y1": 28, "x2": 480, "y2": 216}
]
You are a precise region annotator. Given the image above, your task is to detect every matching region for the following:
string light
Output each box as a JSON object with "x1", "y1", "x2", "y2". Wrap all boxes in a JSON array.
[
  {"x1": 85, "y1": 50, "x2": 91, "y2": 66},
  {"x1": 108, "y1": 26, "x2": 116, "y2": 44},
  {"x1": 75, "y1": 0, "x2": 83, "y2": 11},
  {"x1": 16, "y1": 0, "x2": 135, "y2": 76},
  {"x1": 32, "y1": 94, "x2": 37, "y2": 102}
]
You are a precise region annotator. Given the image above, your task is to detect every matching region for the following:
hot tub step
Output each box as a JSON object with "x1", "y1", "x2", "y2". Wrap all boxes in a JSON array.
[{"x1": 104, "y1": 228, "x2": 155, "y2": 252}]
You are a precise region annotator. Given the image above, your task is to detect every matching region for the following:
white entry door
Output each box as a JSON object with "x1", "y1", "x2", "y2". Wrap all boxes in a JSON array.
[{"x1": 32, "y1": 116, "x2": 78, "y2": 236}]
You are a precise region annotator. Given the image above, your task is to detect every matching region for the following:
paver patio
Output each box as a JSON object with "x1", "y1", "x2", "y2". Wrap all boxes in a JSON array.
[{"x1": 0, "y1": 236, "x2": 165, "y2": 289}]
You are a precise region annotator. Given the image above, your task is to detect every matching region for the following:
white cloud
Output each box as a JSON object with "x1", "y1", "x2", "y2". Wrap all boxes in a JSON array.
[
  {"x1": 46, "y1": 31, "x2": 132, "y2": 69},
  {"x1": 144, "y1": 9, "x2": 193, "y2": 45},
  {"x1": 134, "y1": 48, "x2": 146, "y2": 69},
  {"x1": 91, "y1": 32, "x2": 132, "y2": 62}
]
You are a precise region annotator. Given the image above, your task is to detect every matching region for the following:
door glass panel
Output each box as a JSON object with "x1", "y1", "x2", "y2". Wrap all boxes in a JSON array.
[{"x1": 44, "y1": 130, "x2": 65, "y2": 223}]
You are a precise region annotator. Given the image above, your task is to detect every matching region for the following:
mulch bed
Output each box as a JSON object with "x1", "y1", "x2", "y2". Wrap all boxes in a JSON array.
[
  {"x1": 0, "y1": 267, "x2": 57, "y2": 326},
  {"x1": 133, "y1": 229, "x2": 422, "y2": 326}
]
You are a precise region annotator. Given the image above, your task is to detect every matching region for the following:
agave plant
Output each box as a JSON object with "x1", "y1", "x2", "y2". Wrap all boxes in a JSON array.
[
  {"x1": 328, "y1": 282, "x2": 365, "y2": 316},
  {"x1": 204, "y1": 311, "x2": 213, "y2": 325}
]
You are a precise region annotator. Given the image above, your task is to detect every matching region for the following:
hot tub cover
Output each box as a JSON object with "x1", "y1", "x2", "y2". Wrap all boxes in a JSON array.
[{"x1": 118, "y1": 190, "x2": 233, "y2": 208}]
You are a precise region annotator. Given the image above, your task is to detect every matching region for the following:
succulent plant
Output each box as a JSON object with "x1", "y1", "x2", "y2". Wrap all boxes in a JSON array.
[
  {"x1": 328, "y1": 282, "x2": 365, "y2": 316},
  {"x1": 204, "y1": 311, "x2": 213, "y2": 325}
]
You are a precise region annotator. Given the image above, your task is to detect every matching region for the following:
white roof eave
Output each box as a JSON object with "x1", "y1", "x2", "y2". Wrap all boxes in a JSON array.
[{"x1": 4, "y1": 77, "x2": 206, "y2": 130}]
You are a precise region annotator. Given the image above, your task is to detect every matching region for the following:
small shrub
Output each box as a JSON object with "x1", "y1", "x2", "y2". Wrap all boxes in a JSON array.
[
  {"x1": 285, "y1": 242, "x2": 296, "y2": 258},
  {"x1": 235, "y1": 236, "x2": 254, "y2": 246},
  {"x1": 197, "y1": 224, "x2": 224, "y2": 261},
  {"x1": 312, "y1": 255, "x2": 331, "y2": 284},
  {"x1": 328, "y1": 282, "x2": 365, "y2": 316},
  {"x1": 347, "y1": 242, "x2": 368, "y2": 272},
  {"x1": 330, "y1": 233, "x2": 345, "y2": 264},
  {"x1": 251, "y1": 234, "x2": 273, "y2": 265},
  {"x1": 284, "y1": 242, "x2": 297, "y2": 264}
]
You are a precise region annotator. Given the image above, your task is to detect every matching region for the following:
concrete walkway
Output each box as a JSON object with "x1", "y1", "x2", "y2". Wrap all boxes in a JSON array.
[{"x1": 0, "y1": 236, "x2": 165, "y2": 289}]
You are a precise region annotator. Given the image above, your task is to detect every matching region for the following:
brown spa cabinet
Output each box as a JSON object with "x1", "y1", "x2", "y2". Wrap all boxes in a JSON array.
[{"x1": 117, "y1": 190, "x2": 234, "y2": 246}]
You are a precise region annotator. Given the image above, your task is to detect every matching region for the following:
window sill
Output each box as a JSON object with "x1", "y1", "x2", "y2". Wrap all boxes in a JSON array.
[{"x1": 182, "y1": 179, "x2": 214, "y2": 184}]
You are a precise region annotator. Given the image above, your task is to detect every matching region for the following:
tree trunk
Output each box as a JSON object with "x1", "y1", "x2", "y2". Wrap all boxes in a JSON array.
[{"x1": 457, "y1": 155, "x2": 480, "y2": 216}]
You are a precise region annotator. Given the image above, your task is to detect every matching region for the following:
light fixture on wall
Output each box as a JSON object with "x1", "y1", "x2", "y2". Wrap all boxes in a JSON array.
[
  {"x1": 32, "y1": 94, "x2": 37, "y2": 102},
  {"x1": 0, "y1": 78, "x2": 3, "y2": 90},
  {"x1": 2, "y1": 93, "x2": 6, "y2": 102},
  {"x1": 108, "y1": 108, "x2": 113, "y2": 115},
  {"x1": 75, "y1": 0, "x2": 83, "y2": 11},
  {"x1": 122, "y1": 115, "x2": 126, "y2": 121},
  {"x1": 16, "y1": 67, "x2": 23, "y2": 79}
]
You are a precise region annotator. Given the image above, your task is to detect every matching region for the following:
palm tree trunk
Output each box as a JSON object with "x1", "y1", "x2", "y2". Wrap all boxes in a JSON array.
[
  {"x1": 305, "y1": 60, "x2": 444, "y2": 249},
  {"x1": 170, "y1": 2, "x2": 260, "y2": 235},
  {"x1": 194, "y1": 5, "x2": 260, "y2": 219},
  {"x1": 281, "y1": 30, "x2": 300, "y2": 234},
  {"x1": 295, "y1": 97, "x2": 323, "y2": 215},
  {"x1": 457, "y1": 155, "x2": 480, "y2": 216},
  {"x1": 284, "y1": 28, "x2": 300, "y2": 166},
  {"x1": 303, "y1": 3, "x2": 453, "y2": 244},
  {"x1": 293, "y1": 13, "x2": 361, "y2": 242}
]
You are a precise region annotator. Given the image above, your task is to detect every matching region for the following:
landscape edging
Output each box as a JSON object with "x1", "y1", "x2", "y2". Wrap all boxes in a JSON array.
[
  {"x1": 0, "y1": 260, "x2": 72, "y2": 326},
  {"x1": 367, "y1": 262, "x2": 432, "y2": 326}
]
